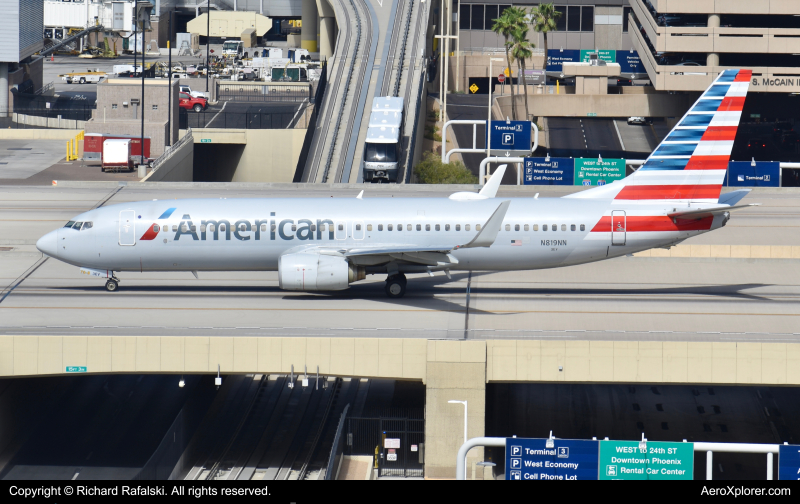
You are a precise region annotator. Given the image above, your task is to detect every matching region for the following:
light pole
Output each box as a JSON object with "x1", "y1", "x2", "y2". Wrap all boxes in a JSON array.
[
  {"x1": 206, "y1": 2, "x2": 211, "y2": 93},
  {"x1": 487, "y1": 57, "x2": 504, "y2": 180},
  {"x1": 474, "y1": 460, "x2": 496, "y2": 481},
  {"x1": 448, "y1": 400, "x2": 468, "y2": 479},
  {"x1": 434, "y1": 34, "x2": 457, "y2": 159},
  {"x1": 456, "y1": 0, "x2": 461, "y2": 92}
]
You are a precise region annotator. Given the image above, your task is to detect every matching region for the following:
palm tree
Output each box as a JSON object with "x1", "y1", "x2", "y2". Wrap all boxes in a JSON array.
[
  {"x1": 510, "y1": 27, "x2": 534, "y2": 120},
  {"x1": 492, "y1": 7, "x2": 526, "y2": 120},
  {"x1": 531, "y1": 3, "x2": 562, "y2": 71}
]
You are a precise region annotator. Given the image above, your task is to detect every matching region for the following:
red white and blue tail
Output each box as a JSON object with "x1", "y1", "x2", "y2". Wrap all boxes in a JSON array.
[{"x1": 616, "y1": 69, "x2": 752, "y2": 202}]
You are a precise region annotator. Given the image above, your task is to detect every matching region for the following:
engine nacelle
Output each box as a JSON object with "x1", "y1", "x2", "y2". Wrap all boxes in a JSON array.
[{"x1": 278, "y1": 252, "x2": 365, "y2": 291}]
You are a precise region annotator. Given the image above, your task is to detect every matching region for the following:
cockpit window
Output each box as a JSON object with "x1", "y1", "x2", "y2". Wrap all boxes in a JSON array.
[
  {"x1": 72, "y1": 222, "x2": 83, "y2": 229},
  {"x1": 81, "y1": 222, "x2": 93, "y2": 230},
  {"x1": 64, "y1": 221, "x2": 75, "y2": 228}
]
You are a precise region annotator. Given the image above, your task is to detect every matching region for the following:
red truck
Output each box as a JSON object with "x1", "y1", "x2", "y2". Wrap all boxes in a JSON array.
[
  {"x1": 179, "y1": 92, "x2": 208, "y2": 112},
  {"x1": 84, "y1": 133, "x2": 150, "y2": 164}
]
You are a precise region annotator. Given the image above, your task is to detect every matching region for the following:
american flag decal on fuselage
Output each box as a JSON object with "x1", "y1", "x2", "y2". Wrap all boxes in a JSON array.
[{"x1": 614, "y1": 69, "x2": 752, "y2": 203}]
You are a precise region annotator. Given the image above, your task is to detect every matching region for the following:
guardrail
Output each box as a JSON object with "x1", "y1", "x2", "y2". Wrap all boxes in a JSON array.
[
  {"x1": 324, "y1": 403, "x2": 350, "y2": 480},
  {"x1": 144, "y1": 128, "x2": 193, "y2": 178}
]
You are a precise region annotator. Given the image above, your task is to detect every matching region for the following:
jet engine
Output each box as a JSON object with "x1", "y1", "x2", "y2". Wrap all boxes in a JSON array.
[{"x1": 278, "y1": 252, "x2": 365, "y2": 291}]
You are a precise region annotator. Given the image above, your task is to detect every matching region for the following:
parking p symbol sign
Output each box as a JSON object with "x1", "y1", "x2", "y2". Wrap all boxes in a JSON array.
[
  {"x1": 511, "y1": 445, "x2": 522, "y2": 456},
  {"x1": 502, "y1": 133, "x2": 514, "y2": 146}
]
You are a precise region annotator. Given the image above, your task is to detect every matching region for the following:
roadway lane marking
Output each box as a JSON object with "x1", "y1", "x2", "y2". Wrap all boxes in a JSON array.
[
  {"x1": 613, "y1": 119, "x2": 626, "y2": 151},
  {"x1": 207, "y1": 100, "x2": 228, "y2": 126}
]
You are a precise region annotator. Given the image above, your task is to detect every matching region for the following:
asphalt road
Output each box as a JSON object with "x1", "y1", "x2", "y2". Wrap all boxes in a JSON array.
[{"x1": 1, "y1": 185, "x2": 798, "y2": 343}]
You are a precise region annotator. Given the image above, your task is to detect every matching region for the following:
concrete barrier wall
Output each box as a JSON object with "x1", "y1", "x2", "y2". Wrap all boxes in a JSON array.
[
  {"x1": 0, "y1": 128, "x2": 83, "y2": 140},
  {"x1": 141, "y1": 135, "x2": 194, "y2": 182},
  {"x1": 12, "y1": 113, "x2": 86, "y2": 129},
  {"x1": 495, "y1": 92, "x2": 698, "y2": 118}
]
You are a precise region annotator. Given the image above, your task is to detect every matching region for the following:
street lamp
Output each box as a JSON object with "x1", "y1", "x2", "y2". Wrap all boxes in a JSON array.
[
  {"x1": 448, "y1": 400, "x2": 468, "y2": 479},
  {"x1": 487, "y1": 57, "x2": 504, "y2": 180}
]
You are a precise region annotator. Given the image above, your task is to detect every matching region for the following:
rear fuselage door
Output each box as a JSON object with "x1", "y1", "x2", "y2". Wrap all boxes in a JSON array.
[
  {"x1": 119, "y1": 210, "x2": 136, "y2": 246},
  {"x1": 353, "y1": 220, "x2": 364, "y2": 240},
  {"x1": 335, "y1": 221, "x2": 347, "y2": 240},
  {"x1": 611, "y1": 210, "x2": 626, "y2": 246}
]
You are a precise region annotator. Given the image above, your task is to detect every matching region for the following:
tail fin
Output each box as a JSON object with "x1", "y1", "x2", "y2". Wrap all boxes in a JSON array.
[{"x1": 568, "y1": 69, "x2": 752, "y2": 202}]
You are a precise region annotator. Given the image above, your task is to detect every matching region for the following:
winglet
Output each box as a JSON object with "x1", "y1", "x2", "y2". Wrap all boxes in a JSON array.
[
  {"x1": 478, "y1": 164, "x2": 506, "y2": 198},
  {"x1": 356, "y1": 190, "x2": 364, "y2": 199},
  {"x1": 459, "y1": 200, "x2": 511, "y2": 248}
]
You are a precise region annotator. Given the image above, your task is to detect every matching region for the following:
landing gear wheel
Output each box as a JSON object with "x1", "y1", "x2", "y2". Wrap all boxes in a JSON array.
[
  {"x1": 105, "y1": 279, "x2": 119, "y2": 292},
  {"x1": 384, "y1": 274, "x2": 407, "y2": 298}
]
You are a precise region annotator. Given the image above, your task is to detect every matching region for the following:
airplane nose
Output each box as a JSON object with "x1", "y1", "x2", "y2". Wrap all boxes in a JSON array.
[{"x1": 36, "y1": 230, "x2": 58, "y2": 257}]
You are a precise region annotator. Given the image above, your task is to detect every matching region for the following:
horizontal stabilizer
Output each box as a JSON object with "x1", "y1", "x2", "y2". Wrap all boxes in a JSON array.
[
  {"x1": 668, "y1": 203, "x2": 759, "y2": 220},
  {"x1": 718, "y1": 189, "x2": 751, "y2": 206}
]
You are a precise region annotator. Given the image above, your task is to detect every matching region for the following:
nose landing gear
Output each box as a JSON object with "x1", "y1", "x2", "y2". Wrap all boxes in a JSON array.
[
  {"x1": 385, "y1": 273, "x2": 407, "y2": 298},
  {"x1": 105, "y1": 275, "x2": 120, "y2": 292}
]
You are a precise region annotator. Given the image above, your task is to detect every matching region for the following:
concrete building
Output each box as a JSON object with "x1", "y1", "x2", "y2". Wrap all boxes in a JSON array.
[
  {"x1": 85, "y1": 78, "x2": 180, "y2": 157},
  {"x1": 0, "y1": 0, "x2": 44, "y2": 118},
  {"x1": 629, "y1": 0, "x2": 800, "y2": 92}
]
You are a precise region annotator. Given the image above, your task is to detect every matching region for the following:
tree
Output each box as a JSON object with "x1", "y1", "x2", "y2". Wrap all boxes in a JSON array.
[
  {"x1": 414, "y1": 152, "x2": 478, "y2": 184},
  {"x1": 531, "y1": 3, "x2": 562, "y2": 71},
  {"x1": 510, "y1": 27, "x2": 534, "y2": 120},
  {"x1": 492, "y1": 7, "x2": 526, "y2": 120}
]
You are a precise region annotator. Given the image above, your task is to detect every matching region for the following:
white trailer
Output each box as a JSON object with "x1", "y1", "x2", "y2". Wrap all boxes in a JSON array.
[{"x1": 102, "y1": 139, "x2": 133, "y2": 173}]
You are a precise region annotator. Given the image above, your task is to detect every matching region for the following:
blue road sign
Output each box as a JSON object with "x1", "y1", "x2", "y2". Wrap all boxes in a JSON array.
[
  {"x1": 726, "y1": 161, "x2": 780, "y2": 187},
  {"x1": 486, "y1": 121, "x2": 531, "y2": 153},
  {"x1": 523, "y1": 157, "x2": 575, "y2": 185},
  {"x1": 547, "y1": 49, "x2": 580, "y2": 72},
  {"x1": 506, "y1": 438, "x2": 599, "y2": 480},
  {"x1": 618, "y1": 51, "x2": 646, "y2": 75},
  {"x1": 779, "y1": 444, "x2": 800, "y2": 480}
]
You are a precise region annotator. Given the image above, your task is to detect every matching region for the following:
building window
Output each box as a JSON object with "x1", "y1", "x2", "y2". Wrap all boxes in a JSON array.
[
  {"x1": 555, "y1": 6, "x2": 567, "y2": 31},
  {"x1": 471, "y1": 5, "x2": 484, "y2": 30},
  {"x1": 485, "y1": 5, "x2": 498, "y2": 31},
  {"x1": 623, "y1": 7, "x2": 632, "y2": 32},
  {"x1": 581, "y1": 6, "x2": 594, "y2": 32},
  {"x1": 112, "y1": 104, "x2": 118, "y2": 109},
  {"x1": 499, "y1": 5, "x2": 511, "y2": 17},
  {"x1": 152, "y1": 104, "x2": 158, "y2": 110},
  {"x1": 568, "y1": 6, "x2": 581, "y2": 32},
  {"x1": 460, "y1": 5, "x2": 470, "y2": 30}
]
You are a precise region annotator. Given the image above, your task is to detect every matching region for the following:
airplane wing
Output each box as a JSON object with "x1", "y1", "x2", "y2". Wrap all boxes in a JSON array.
[
  {"x1": 668, "y1": 203, "x2": 759, "y2": 221},
  {"x1": 343, "y1": 200, "x2": 511, "y2": 265}
]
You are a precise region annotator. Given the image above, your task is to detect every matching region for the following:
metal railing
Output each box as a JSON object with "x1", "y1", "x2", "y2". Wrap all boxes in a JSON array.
[
  {"x1": 35, "y1": 82, "x2": 55, "y2": 96},
  {"x1": 180, "y1": 110, "x2": 310, "y2": 129},
  {"x1": 345, "y1": 416, "x2": 425, "y2": 478},
  {"x1": 323, "y1": 404, "x2": 351, "y2": 480},
  {"x1": 144, "y1": 128, "x2": 194, "y2": 179}
]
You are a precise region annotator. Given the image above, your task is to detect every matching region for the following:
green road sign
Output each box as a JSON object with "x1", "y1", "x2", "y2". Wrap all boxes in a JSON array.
[
  {"x1": 66, "y1": 366, "x2": 87, "y2": 373},
  {"x1": 574, "y1": 158, "x2": 626, "y2": 186},
  {"x1": 580, "y1": 49, "x2": 616, "y2": 63},
  {"x1": 200, "y1": 139, "x2": 212, "y2": 143},
  {"x1": 599, "y1": 440, "x2": 694, "y2": 480}
]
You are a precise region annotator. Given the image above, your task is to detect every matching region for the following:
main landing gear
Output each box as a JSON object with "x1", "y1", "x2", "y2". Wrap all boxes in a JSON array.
[
  {"x1": 385, "y1": 273, "x2": 407, "y2": 298},
  {"x1": 105, "y1": 275, "x2": 120, "y2": 292}
]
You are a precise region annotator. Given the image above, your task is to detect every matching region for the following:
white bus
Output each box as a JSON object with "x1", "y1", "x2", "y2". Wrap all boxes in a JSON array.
[{"x1": 363, "y1": 97, "x2": 404, "y2": 182}]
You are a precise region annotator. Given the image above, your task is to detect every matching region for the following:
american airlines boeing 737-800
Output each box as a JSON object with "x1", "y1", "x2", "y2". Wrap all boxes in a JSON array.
[{"x1": 36, "y1": 69, "x2": 757, "y2": 298}]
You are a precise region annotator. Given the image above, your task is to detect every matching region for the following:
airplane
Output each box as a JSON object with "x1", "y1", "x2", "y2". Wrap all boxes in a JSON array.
[{"x1": 36, "y1": 69, "x2": 757, "y2": 298}]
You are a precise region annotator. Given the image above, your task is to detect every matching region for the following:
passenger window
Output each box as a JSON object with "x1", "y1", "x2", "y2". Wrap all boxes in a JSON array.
[
  {"x1": 543, "y1": 225, "x2": 547, "y2": 231},
  {"x1": 181, "y1": 224, "x2": 188, "y2": 232},
  {"x1": 260, "y1": 224, "x2": 266, "y2": 232},
  {"x1": 425, "y1": 224, "x2": 430, "y2": 231},
  {"x1": 82, "y1": 222, "x2": 93, "y2": 230},
  {"x1": 524, "y1": 224, "x2": 529, "y2": 231},
  {"x1": 311, "y1": 224, "x2": 317, "y2": 231},
  {"x1": 561, "y1": 224, "x2": 566, "y2": 231},
  {"x1": 515, "y1": 224, "x2": 520, "y2": 231},
  {"x1": 552, "y1": 225, "x2": 557, "y2": 232},
  {"x1": 571, "y1": 224, "x2": 576, "y2": 231},
  {"x1": 456, "y1": 224, "x2": 461, "y2": 231},
  {"x1": 201, "y1": 225, "x2": 207, "y2": 232},
  {"x1": 465, "y1": 224, "x2": 471, "y2": 231},
  {"x1": 387, "y1": 224, "x2": 393, "y2": 231},
  {"x1": 435, "y1": 224, "x2": 440, "y2": 231},
  {"x1": 153, "y1": 224, "x2": 159, "y2": 232},
  {"x1": 172, "y1": 225, "x2": 178, "y2": 232},
  {"x1": 356, "y1": 224, "x2": 362, "y2": 231},
  {"x1": 445, "y1": 224, "x2": 450, "y2": 231},
  {"x1": 291, "y1": 224, "x2": 297, "y2": 231},
  {"x1": 319, "y1": 224, "x2": 326, "y2": 232},
  {"x1": 505, "y1": 224, "x2": 510, "y2": 231},
  {"x1": 338, "y1": 224, "x2": 344, "y2": 231},
  {"x1": 207, "y1": 224, "x2": 214, "y2": 232},
  {"x1": 191, "y1": 225, "x2": 197, "y2": 232},
  {"x1": 416, "y1": 224, "x2": 421, "y2": 231},
  {"x1": 580, "y1": 224, "x2": 586, "y2": 231},
  {"x1": 378, "y1": 224, "x2": 383, "y2": 231},
  {"x1": 476, "y1": 224, "x2": 481, "y2": 231},
  {"x1": 407, "y1": 224, "x2": 411, "y2": 231},
  {"x1": 367, "y1": 224, "x2": 372, "y2": 231},
  {"x1": 271, "y1": 224, "x2": 276, "y2": 231},
  {"x1": 220, "y1": 224, "x2": 226, "y2": 232}
]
